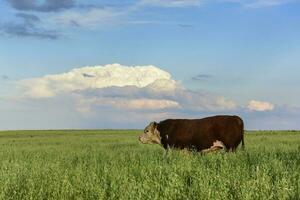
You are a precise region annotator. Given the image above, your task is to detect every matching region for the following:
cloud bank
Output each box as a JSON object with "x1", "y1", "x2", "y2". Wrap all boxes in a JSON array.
[
  {"x1": 20, "y1": 64, "x2": 236, "y2": 113},
  {"x1": 21, "y1": 64, "x2": 176, "y2": 98},
  {"x1": 1, "y1": 64, "x2": 298, "y2": 130}
]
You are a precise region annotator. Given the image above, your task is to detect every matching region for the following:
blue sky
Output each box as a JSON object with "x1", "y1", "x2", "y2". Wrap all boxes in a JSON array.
[{"x1": 0, "y1": 0, "x2": 300, "y2": 130}]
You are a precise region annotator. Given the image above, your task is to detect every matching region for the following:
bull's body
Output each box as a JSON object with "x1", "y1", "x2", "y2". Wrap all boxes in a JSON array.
[{"x1": 140, "y1": 115, "x2": 244, "y2": 152}]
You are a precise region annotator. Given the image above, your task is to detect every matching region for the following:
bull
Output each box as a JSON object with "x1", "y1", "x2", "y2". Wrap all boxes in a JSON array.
[{"x1": 139, "y1": 115, "x2": 244, "y2": 152}]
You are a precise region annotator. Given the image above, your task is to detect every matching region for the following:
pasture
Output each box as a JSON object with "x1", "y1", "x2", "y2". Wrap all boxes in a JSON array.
[{"x1": 0, "y1": 130, "x2": 299, "y2": 200}]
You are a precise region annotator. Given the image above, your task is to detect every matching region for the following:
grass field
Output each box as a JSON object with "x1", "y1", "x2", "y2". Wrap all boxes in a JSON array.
[{"x1": 0, "y1": 130, "x2": 299, "y2": 200}]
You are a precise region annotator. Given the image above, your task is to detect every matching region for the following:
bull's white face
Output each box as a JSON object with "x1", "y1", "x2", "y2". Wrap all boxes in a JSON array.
[{"x1": 139, "y1": 122, "x2": 161, "y2": 144}]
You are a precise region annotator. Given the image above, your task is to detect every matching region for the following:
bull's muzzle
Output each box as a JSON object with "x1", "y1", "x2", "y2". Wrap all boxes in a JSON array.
[
  {"x1": 139, "y1": 134, "x2": 150, "y2": 144},
  {"x1": 138, "y1": 135, "x2": 145, "y2": 143}
]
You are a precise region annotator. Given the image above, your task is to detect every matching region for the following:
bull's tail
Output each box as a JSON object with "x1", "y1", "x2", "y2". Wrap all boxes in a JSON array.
[
  {"x1": 241, "y1": 119, "x2": 245, "y2": 150},
  {"x1": 242, "y1": 131, "x2": 245, "y2": 150},
  {"x1": 236, "y1": 116, "x2": 245, "y2": 150}
]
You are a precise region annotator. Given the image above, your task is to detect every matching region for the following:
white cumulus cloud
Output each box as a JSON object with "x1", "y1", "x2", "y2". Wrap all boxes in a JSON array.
[
  {"x1": 19, "y1": 63, "x2": 236, "y2": 112},
  {"x1": 20, "y1": 63, "x2": 176, "y2": 98},
  {"x1": 247, "y1": 100, "x2": 275, "y2": 111}
]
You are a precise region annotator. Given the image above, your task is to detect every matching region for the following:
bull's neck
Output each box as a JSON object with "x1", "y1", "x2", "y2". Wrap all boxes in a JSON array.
[{"x1": 156, "y1": 124, "x2": 168, "y2": 148}]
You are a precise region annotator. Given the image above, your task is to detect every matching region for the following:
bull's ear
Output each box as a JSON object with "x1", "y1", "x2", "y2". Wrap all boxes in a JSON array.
[{"x1": 150, "y1": 121, "x2": 158, "y2": 128}]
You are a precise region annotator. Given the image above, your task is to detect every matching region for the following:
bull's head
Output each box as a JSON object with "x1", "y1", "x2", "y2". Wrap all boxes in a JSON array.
[{"x1": 139, "y1": 122, "x2": 161, "y2": 144}]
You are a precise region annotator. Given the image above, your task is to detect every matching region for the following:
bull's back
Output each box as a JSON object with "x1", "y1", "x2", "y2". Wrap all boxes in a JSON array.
[{"x1": 159, "y1": 115, "x2": 244, "y2": 151}]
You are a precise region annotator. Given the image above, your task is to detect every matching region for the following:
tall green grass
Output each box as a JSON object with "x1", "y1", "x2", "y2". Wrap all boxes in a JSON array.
[{"x1": 0, "y1": 130, "x2": 299, "y2": 200}]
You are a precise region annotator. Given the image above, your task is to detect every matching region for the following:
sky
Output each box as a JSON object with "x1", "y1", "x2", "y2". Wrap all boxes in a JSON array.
[{"x1": 0, "y1": 0, "x2": 300, "y2": 130}]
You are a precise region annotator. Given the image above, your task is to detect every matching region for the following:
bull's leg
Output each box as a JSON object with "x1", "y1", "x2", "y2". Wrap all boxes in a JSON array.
[
  {"x1": 163, "y1": 145, "x2": 171, "y2": 157},
  {"x1": 226, "y1": 146, "x2": 237, "y2": 152},
  {"x1": 180, "y1": 148, "x2": 190, "y2": 155},
  {"x1": 231, "y1": 147, "x2": 237, "y2": 152}
]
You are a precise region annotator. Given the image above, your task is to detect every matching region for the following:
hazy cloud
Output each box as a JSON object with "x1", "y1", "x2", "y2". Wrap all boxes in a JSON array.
[
  {"x1": 178, "y1": 24, "x2": 194, "y2": 28},
  {"x1": 248, "y1": 100, "x2": 275, "y2": 111},
  {"x1": 0, "y1": 12, "x2": 59, "y2": 39},
  {"x1": 6, "y1": 0, "x2": 75, "y2": 12},
  {"x1": 2, "y1": 0, "x2": 293, "y2": 39},
  {"x1": 192, "y1": 74, "x2": 213, "y2": 81},
  {"x1": 0, "y1": 22, "x2": 59, "y2": 40},
  {"x1": 242, "y1": 105, "x2": 300, "y2": 130},
  {"x1": 1, "y1": 75, "x2": 9, "y2": 80},
  {"x1": 223, "y1": 0, "x2": 294, "y2": 7},
  {"x1": 75, "y1": 86, "x2": 237, "y2": 113},
  {"x1": 77, "y1": 98, "x2": 180, "y2": 113},
  {"x1": 139, "y1": 0, "x2": 203, "y2": 7},
  {"x1": 16, "y1": 13, "x2": 40, "y2": 23},
  {"x1": 1, "y1": 96, "x2": 299, "y2": 130},
  {"x1": 53, "y1": 7, "x2": 124, "y2": 28},
  {"x1": 249, "y1": 0, "x2": 292, "y2": 7},
  {"x1": 0, "y1": 25, "x2": 58, "y2": 40}
]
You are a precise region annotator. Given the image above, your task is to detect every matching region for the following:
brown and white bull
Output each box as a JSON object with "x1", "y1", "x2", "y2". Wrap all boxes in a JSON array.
[{"x1": 139, "y1": 115, "x2": 244, "y2": 153}]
